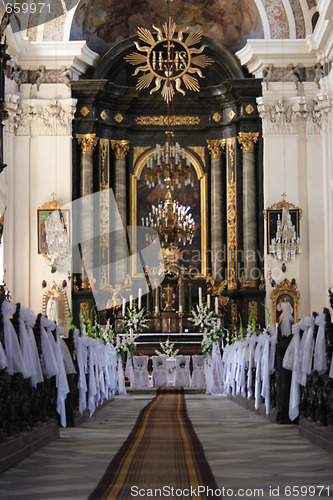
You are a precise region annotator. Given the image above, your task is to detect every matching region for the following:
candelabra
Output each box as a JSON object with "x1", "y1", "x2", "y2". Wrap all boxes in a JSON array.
[
  {"x1": 142, "y1": 189, "x2": 195, "y2": 247},
  {"x1": 270, "y1": 206, "x2": 301, "y2": 271},
  {"x1": 144, "y1": 141, "x2": 193, "y2": 189}
]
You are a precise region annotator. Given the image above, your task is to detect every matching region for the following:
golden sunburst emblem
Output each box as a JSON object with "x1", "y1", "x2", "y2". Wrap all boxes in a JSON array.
[{"x1": 125, "y1": 18, "x2": 213, "y2": 103}]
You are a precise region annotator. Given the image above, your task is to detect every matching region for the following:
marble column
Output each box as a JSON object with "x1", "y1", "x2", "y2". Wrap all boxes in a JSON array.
[
  {"x1": 207, "y1": 139, "x2": 225, "y2": 280},
  {"x1": 111, "y1": 140, "x2": 130, "y2": 284},
  {"x1": 76, "y1": 133, "x2": 98, "y2": 289},
  {"x1": 238, "y1": 132, "x2": 259, "y2": 286}
]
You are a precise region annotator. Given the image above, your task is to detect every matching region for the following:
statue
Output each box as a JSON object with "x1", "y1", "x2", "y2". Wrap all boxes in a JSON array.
[{"x1": 206, "y1": 277, "x2": 229, "y2": 313}]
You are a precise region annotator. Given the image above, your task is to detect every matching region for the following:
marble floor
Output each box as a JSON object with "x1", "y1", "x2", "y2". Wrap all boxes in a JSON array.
[{"x1": 0, "y1": 393, "x2": 332, "y2": 500}]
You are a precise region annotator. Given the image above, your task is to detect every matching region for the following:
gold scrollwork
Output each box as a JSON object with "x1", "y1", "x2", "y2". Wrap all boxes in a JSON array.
[
  {"x1": 99, "y1": 139, "x2": 110, "y2": 286},
  {"x1": 133, "y1": 146, "x2": 151, "y2": 166},
  {"x1": 248, "y1": 301, "x2": 258, "y2": 321},
  {"x1": 111, "y1": 140, "x2": 130, "y2": 159},
  {"x1": 231, "y1": 303, "x2": 238, "y2": 324},
  {"x1": 188, "y1": 146, "x2": 206, "y2": 167},
  {"x1": 228, "y1": 110, "x2": 235, "y2": 120},
  {"x1": 80, "y1": 302, "x2": 90, "y2": 322},
  {"x1": 263, "y1": 193, "x2": 303, "y2": 219},
  {"x1": 136, "y1": 115, "x2": 200, "y2": 126},
  {"x1": 227, "y1": 138, "x2": 237, "y2": 290},
  {"x1": 76, "y1": 133, "x2": 98, "y2": 154},
  {"x1": 238, "y1": 132, "x2": 259, "y2": 153}
]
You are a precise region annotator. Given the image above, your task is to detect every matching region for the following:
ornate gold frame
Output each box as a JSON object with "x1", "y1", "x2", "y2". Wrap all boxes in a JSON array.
[
  {"x1": 131, "y1": 147, "x2": 208, "y2": 278},
  {"x1": 42, "y1": 282, "x2": 69, "y2": 330},
  {"x1": 271, "y1": 278, "x2": 300, "y2": 332}
]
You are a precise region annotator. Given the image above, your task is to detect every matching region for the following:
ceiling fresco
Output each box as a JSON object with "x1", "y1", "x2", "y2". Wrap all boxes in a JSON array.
[{"x1": 69, "y1": 0, "x2": 264, "y2": 56}]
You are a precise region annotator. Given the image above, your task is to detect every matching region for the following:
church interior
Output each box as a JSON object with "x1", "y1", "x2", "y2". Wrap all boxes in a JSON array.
[{"x1": 0, "y1": 0, "x2": 333, "y2": 497}]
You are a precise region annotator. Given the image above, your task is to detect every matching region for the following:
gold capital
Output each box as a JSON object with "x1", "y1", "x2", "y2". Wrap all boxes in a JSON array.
[
  {"x1": 111, "y1": 140, "x2": 130, "y2": 159},
  {"x1": 207, "y1": 139, "x2": 226, "y2": 159},
  {"x1": 237, "y1": 132, "x2": 259, "y2": 153},
  {"x1": 76, "y1": 133, "x2": 98, "y2": 154}
]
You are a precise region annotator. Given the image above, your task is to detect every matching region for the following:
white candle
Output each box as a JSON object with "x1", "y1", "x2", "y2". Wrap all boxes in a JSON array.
[
  {"x1": 129, "y1": 294, "x2": 133, "y2": 310},
  {"x1": 207, "y1": 294, "x2": 211, "y2": 309},
  {"x1": 198, "y1": 287, "x2": 202, "y2": 307},
  {"x1": 130, "y1": 328, "x2": 133, "y2": 341},
  {"x1": 179, "y1": 305, "x2": 183, "y2": 313},
  {"x1": 215, "y1": 297, "x2": 219, "y2": 315},
  {"x1": 155, "y1": 305, "x2": 159, "y2": 313},
  {"x1": 138, "y1": 288, "x2": 142, "y2": 310},
  {"x1": 122, "y1": 298, "x2": 126, "y2": 316}
]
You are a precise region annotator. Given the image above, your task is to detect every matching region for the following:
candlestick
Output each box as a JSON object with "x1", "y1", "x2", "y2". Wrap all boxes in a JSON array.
[
  {"x1": 198, "y1": 287, "x2": 202, "y2": 307},
  {"x1": 215, "y1": 297, "x2": 219, "y2": 315},
  {"x1": 207, "y1": 294, "x2": 210, "y2": 309},
  {"x1": 122, "y1": 298, "x2": 126, "y2": 316},
  {"x1": 129, "y1": 294, "x2": 133, "y2": 310},
  {"x1": 138, "y1": 288, "x2": 142, "y2": 310}
]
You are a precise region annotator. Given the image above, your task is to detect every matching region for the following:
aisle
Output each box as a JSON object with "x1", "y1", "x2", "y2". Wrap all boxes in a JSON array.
[{"x1": 0, "y1": 394, "x2": 332, "y2": 500}]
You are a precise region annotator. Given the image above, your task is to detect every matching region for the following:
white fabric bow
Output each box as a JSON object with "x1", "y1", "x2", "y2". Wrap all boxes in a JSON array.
[
  {"x1": 2, "y1": 301, "x2": 28, "y2": 377},
  {"x1": 314, "y1": 313, "x2": 327, "y2": 372}
]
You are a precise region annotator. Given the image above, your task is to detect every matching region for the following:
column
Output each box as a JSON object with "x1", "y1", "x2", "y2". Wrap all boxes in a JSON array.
[
  {"x1": 111, "y1": 140, "x2": 130, "y2": 284},
  {"x1": 76, "y1": 133, "x2": 98, "y2": 289},
  {"x1": 207, "y1": 139, "x2": 226, "y2": 280},
  {"x1": 238, "y1": 132, "x2": 259, "y2": 286}
]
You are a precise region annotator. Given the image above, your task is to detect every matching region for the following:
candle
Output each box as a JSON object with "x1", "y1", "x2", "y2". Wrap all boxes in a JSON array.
[
  {"x1": 130, "y1": 328, "x2": 133, "y2": 341},
  {"x1": 155, "y1": 305, "x2": 159, "y2": 313},
  {"x1": 207, "y1": 294, "x2": 211, "y2": 309},
  {"x1": 215, "y1": 297, "x2": 219, "y2": 315},
  {"x1": 155, "y1": 286, "x2": 159, "y2": 312},
  {"x1": 198, "y1": 287, "x2": 202, "y2": 307},
  {"x1": 179, "y1": 305, "x2": 183, "y2": 313},
  {"x1": 122, "y1": 298, "x2": 126, "y2": 316},
  {"x1": 138, "y1": 288, "x2": 142, "y2": 310},
  {"x1": 129, "y1": 294, "x2": 133, "y2": 310}
]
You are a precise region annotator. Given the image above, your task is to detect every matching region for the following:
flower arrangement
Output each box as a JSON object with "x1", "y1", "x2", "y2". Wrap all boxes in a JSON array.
[
  {"x1": 116, "y1": 333, "x2": 136, "y2": 363},
  {"x1": 123, "y1": 306, "x2": 149, "y2": 333},
  {"x1": 155, "y1": 338, "x2": 179, "y2": 357},
  {"x1": 98, "y1": 319, "x2": 115, "y2": 345},
  {"x1": 190, "y1": 304, "x2": 215, "y2": 333},
  {"x1": 201, "y1": 320, "x2": 227, "y2": 357}
]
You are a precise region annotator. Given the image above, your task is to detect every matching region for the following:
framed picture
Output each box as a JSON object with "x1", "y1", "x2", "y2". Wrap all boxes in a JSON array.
[
  {"x1": 271, "y1": 279, "x2": 300, "y2": 337},
  {"x1": 37, "y1": 204, "x2": 70, "y2": 254},
  {"x1": 266, "y1": 208, "x2": 300, "y2": 254}
]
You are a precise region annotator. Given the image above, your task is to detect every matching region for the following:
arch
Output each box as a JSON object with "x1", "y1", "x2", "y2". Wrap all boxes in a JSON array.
[{"x1": 93, "y1": 35, "x2": 245, "y2": 83}]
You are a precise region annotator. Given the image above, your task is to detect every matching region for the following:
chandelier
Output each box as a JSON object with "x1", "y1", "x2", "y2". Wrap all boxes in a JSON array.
[
  {"x1": 142, "y1": 189, "x2": 195, "y2": 247},
  {"x1": 44, "y1": 210, "x2": 71, "y2": 272},
  {"x1": 270, "y1": 206, "x2": 301, "y2": 271},
  {"x1": 145, "y1": 141, "x2": 194, "y2": 189}
]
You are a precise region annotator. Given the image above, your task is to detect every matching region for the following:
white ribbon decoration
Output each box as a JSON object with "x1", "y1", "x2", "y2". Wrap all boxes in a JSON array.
[{"x1": 314, "y1": 313, "x2": 327, "y2": 372}]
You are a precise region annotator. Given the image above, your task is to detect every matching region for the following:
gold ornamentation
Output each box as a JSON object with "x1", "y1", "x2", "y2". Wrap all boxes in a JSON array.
[
  {"x1": 100, "y1": 110, "x2": 108, "y2": 121},
  {"x1": 231, "y1": 303, "x2": 238, "y2": 324},
  {"x1": 111, "y1": 140, "x2": 130, "y2": 159},
  {"x1": 264, "y1": 193, "x2": 303, "y2": 219},
  {"x1": 73, "y1": 276, "x2": 79, "y2": 292},
  {"x1": 259, "y1": 274, "x2": 265, "y2": 290},
  {"x1": 239, "y1": 272, "x2": 249, "y2": 288},
  {"x1": 42, "y1": 282, "x2": 68, "y2": 327},
  {"x1": 88, "y1": 273, "x2": 96, "y2": 291},
  {"x1": 227, "y1": 138, "x2": 237, "y2": 290},
  {"x1": 38, "y1": 192, "x2": 63, "y2": 211},
  {"x1": 0, "y1": 100, "x2": 8, "y2": 121},
  {"x1": 99, "y1": 139, "x2": 110, "y2": 286},
  {"x1": 114, "y1": 113, "x2": 124, "y2": 123},
  {"x1": 136, "y1": 115, "x2": 200, "y2": 126},
  {"x1": 228, "y1": 110, "x2": 235, "y2": 120},
  {"x1": 238, "y1": 132, "x2": 259, "y2": 153},
  {"x1": 212, "y1": 112, "x2": 222, "y2": 122},
  {"x1": 245, "y1": 104, "x2": 255, "y2": 115},
  {"x1": 133, "y1": 146, "x2": 150, "y2": 166},
  {"x1": 76, "y1": 133, "x2": 98, "y2": 153},
  {"x1": 189, "y1": 146, "x2": 206, "y2": 167},
  {"x1": 207, "y1": 139, "x2": 226, "y2": 159},
  {"x1": 248, "y1": 301, "x2": 258, "y2": 321},
  {"x1": 206, "y1": 277, "x2": 229, "y2": 315},
  {"x1": 80, "y1": 106, "x2": 90, "y2": 117},
  {"x1": 125, "y1": 19, "x2": 213, "y2": 103},
  {"x1": 271, "y1": 278, "x2": 300, "y2": 329},
  {"x1": 80, "y1": 302, "x2": 90, "y2": 322}
]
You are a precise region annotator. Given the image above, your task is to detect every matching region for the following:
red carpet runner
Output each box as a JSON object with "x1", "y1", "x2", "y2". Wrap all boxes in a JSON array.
[{"x1": 88, "y1": 388, "x2": 221, "y2": 500}]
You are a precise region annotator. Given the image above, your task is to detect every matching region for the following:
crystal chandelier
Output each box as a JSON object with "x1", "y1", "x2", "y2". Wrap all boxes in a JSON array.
[
  {"x1": 270, "y1": 206, "x2": 301, "y2": 271},
  {"x1": 145, "y1": 141, "x2": 194, "y2": 189},
  {"x1": 44, "y1": 210, "x2": 71, "y2": 272},
  {"x1": 142, "y1": 189, "x2": 195, "y2": 247}
]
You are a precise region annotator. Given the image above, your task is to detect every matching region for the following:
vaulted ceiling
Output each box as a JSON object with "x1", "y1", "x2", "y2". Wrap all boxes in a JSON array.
[{"x1": 26, "y1": 0, "x2": 318, "y2": 56}]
